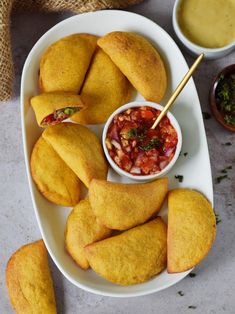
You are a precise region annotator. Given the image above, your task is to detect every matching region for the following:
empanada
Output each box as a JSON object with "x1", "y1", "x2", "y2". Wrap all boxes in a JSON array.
[
  {"x1": 85, "y1": 218, "x2": 167, "y2": 285},
  {"x1": 6, "y1": 240, "x2": 57, "y2": 314},
  {"x1": 31, "y1": 135, "x2": 80, "y2": 206},
  {"x1": 89, "y1": 177, "x2": 168, "y2": 230},
  {"x1": 71, "y1": 48, "x2": 132, "y2": 124},
  {"x1": 42, "y1": 122, "x2": 108, "y2": 187},
  {"x1": 65, "y1": 199, "x2": 111, "y2": 269},
  {"x1": 31, "y1": 92, "x2": 85, "y2": 127},
  {"x1": 98, "y1": 31, "x2": 167, "y2": 103},
  {"x1": 39, "y1": 34, "x2": 97, "y2": 93},
  {"x1": 167, "y1": 189, "x2": 216, "y2": 273}
]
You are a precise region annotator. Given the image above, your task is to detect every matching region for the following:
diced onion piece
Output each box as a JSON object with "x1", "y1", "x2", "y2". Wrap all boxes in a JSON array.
[
  {"x1": 130, "y1": 166, "x2": 141, "y2": 174},
  {"x1": 159, "y1": 160, "x2": 168, "y2": 170},
  {"x1": 132, "y1": 140, "x2": 137, "y2": 147},
  {"x1": 118, "y1": 115, "x2": 125, "y2": 121},
  {"x1": 111, "y1": 139, "x2": 121, "y2": 150},
  {"x1": 165, "y1": 148, "x2": 174, "y2": 157},
  {"x1": 114, "y1": 156, "x2": 121, "y2": 166}
]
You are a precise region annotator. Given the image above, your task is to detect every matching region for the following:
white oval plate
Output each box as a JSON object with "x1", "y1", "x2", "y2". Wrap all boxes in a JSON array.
[{"x1": 21, "y1": 10, "x2": 213, "y2": 297}]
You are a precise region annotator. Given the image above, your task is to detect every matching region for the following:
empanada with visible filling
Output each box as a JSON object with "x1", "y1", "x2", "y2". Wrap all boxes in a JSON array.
[{"x1": 31, "y1": 92, "x2": 85, "y2": 127}]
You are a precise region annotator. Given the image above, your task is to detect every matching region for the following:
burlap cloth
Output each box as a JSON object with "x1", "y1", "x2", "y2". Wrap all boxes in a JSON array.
[{"x1": 0, "y1": 0, "x2": 144, "y2": 102}]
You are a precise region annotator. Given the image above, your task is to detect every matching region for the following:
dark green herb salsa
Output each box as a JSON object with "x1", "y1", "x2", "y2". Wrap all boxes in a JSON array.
[{"x1": 216, "y1": 72, "x2": 235, "y2": 126}]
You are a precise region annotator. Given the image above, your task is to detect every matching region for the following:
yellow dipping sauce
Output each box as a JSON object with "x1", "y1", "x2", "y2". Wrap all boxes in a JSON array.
[{"x1": 177, "y1": 0, "x2": 235, "y2": 48}]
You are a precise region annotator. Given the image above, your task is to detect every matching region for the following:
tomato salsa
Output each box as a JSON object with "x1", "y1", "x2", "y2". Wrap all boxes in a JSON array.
[{"x1": 105, "y1": 106, "x2": 178, "y2": 175}]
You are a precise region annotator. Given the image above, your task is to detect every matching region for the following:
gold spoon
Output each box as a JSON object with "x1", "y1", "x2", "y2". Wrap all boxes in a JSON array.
[{"x1": 151, "y1": 53, "x2": 204, "y2": 129}]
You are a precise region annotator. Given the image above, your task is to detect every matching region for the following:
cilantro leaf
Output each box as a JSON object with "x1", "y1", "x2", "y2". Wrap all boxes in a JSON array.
[{"x1": 175, "y1": 175, "x2": 184, "y2": 183}]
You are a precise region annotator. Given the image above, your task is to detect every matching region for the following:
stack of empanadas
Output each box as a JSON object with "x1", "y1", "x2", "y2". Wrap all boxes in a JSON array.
[
  {"x1": 31, "y1": 31, "x2": 167, "y2": 126},
  {"x1": 64, "y1": 181, "x2": 216, "y2": 286},
  {"x1": 30, "y1": 122, "x2": 108, "y2": 206},
  {"x1": 65, "y1": 177, "x2": 169, "y2": 285}
]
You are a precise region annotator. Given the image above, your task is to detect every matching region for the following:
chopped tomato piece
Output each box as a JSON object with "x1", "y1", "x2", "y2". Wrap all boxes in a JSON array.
[{"x1": 141, "y1": 109, "x2": 154, "y2": 119}]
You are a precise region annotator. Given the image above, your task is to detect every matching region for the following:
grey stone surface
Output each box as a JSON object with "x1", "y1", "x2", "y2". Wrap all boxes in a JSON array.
[{"x1": 0, "y1": 1, "x2": 234, "y2": 313}]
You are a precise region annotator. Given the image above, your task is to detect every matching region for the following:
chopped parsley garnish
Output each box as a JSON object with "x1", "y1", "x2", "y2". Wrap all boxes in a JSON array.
[
  {"x1": 215, "y1": 174, "x2": 228, "y2": 184},
  {"x1": 175, "y1": 175, "x2": 184, "y2": 183},
  {"x1": 224, "y1": 114, "x2": 235, "y2": 126},
  {"x1": 218, "y1": 83, "x2": 230, "y2": 100},
  {"x1": 220, "y1": 165, "x2": 232, "y2": 174},
  {"x1": 215, "y1": 213, "x2": 221, "y2": 225},
  {"x1": 219, "y1": 74, "x2": 224, "y2": 81},
  {"x1": 202, "y1": 112, "x2": 211, "y2": 120},
  {"x1": 183, "y1": 152, "x2": 188, "y2": 157},
  {"x1": 216, "y1": 72, "x2": 235, "y2": 126},
  {"x1": 127, "y1": 128, "x2": 138, "y2": 139},
  {"x1": 178, "y1": 291, "x2": 184, "y2": 296},
  {"x1": 138, "y1": 133, "x2": 146, "y2": 140},
  {"x1": 188, "y1": 305, "x2": 197, "y2": 309},
  {"x1": 189, "y1": 272, "x2": 196, "y2": 278},
  {"x1": 139, "y1": 138, "x2": 161, "y2": 151},
  {"x1": 127, "y1": 127, "x2": 148, "y2": 140}
]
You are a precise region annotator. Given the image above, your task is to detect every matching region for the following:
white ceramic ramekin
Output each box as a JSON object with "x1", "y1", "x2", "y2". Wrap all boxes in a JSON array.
[
  {"x1": 102, "y1": 101, "x2": 182, "y2": 181},
  {"x1": 172, "y1": 0, "x2": 235, "y2": 59}
]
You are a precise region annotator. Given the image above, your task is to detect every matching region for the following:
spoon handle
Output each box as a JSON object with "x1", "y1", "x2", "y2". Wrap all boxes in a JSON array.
[{"x1": 151, "y1": 53, "x2": 204, "y2": 129}]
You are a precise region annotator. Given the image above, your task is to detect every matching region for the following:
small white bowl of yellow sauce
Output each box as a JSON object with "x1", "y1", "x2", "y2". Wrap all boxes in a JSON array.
[{"x1": 173, "y1": 0, "x2": 235, "y2": 59}]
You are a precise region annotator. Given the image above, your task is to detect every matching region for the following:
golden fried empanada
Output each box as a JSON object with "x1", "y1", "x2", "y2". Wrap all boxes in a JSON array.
[
  {"x1": 31, "y1": 135, "x2": 80, "y2": 206},
  {"x1": 85, "y1": 218, "x2": 167, "y2": 285},
  {"x1": 71, "y1": 48, "x2": 132, "y2": 124},
  {"x1": 42, "y1": 123, "x2": 108, "y2": 187},
  {"x1": 31, "y1": 92, "x2": 85, "y2": 127},
  {"x1": 89, "y1": 178, "x2": 168, "y2": 230},
  {"x1": 65, "y1": 199, "x2": 111, "y2": 269},
  {"x1": 39, "y1": 34, "x2": 97, "y2": 93},
  {"x1": 98, "y1": 31, "x2": 167, "y2": 103},
  {"x1": 167, "y1": 189, "x2": 216, "y2": 273},
  {"x1": 6, "y1": 240, "x2": 57, "y2": 314}
]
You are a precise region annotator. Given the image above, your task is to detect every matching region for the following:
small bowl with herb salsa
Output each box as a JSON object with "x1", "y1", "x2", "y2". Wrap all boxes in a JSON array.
[
  {"x1": 210, "y1": 64, "x2": 235, "y2": 132},
  {"x1": 103, "y1": 102, "x2": 182, "y2": 181}
]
